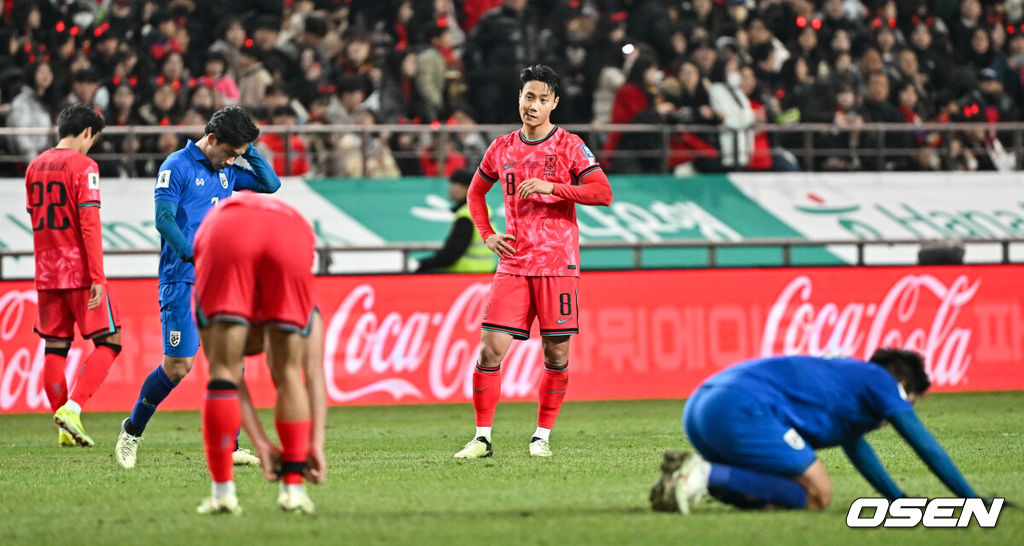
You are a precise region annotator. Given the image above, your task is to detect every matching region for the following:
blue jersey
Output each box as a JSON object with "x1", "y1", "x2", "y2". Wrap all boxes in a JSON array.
[
  {"x1": 154, "y1": 140, "x2": 268, "y2": 284},
  {"x1": 700, "y1": 356, "x2": 913, "y2": 449}
]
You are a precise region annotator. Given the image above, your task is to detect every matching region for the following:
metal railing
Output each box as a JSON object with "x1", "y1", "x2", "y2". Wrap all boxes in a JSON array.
[
  {"x1": 1, "y1": 121, "x2": 1022, "y2": 176},
  {"x1": 3, "y1": 237, "x2": 1023, "y2": 279}
]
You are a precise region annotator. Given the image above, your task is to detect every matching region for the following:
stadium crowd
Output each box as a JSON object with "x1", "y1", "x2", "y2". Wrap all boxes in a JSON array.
[{"x1": 1, "y1": 0, "x2": 1023, "y2": 176}]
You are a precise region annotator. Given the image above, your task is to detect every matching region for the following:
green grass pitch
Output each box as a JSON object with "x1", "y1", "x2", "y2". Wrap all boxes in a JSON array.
[{"x1": 1, "y1": 393, "x2": 1022, "y2": 545}]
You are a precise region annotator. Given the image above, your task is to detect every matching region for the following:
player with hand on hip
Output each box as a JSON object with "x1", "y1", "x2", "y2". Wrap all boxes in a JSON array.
[
  {"x1": 454, "y1": 65, "x2": 613, "y2": 459},
  {"x1": 115, "y1": 106, "x2": 281, "y2": 469},
  {"x1": 26, "y1": 105, "x2": 122, "y2": 447}
]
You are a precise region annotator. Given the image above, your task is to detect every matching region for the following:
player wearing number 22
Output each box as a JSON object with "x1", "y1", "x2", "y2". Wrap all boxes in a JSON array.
[
  {"x1": 455, "y1": 65, "x2": 613, "y2": 459},
  {"x1": 26, "y1": 105, "x2": 123, "y2": 448},
  {"x1": 114, "y1": 106, "x2": 281, "y2": 470}
]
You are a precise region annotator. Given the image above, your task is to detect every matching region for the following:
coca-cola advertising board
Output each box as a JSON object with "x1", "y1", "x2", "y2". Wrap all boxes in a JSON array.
[{"x1": 1, "y1": 265, "x2": 1022, "y2": 413}]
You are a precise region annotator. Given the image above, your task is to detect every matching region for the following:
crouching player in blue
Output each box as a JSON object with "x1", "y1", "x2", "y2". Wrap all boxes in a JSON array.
[
  {"x1": 114, "y1": 106, "x2": 281, "y2": 469},
  {"x1": 650, "y1": 349, "x2": 983, "y2": 514}
]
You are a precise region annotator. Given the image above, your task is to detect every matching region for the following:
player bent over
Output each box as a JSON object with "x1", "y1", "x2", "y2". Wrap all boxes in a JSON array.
[
  {"x1": 454, "y1": 65, "x2": 612, "y2": 459},
  {"x1": 115, "y1": 106, "x2": 280, "y2": 469},
  {"x1": 26, "y1": 105, "x2": 122, "y2": 447},
  {"x1": 191, "y1": 193, "x2": 326, "y2": 515},
  {"x1": 650, "y1": 349, "x2": 985, "y2": 514}
]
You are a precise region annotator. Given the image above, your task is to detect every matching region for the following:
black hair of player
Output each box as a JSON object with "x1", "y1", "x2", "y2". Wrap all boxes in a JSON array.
[
  {"x1": 57, "y1": 104, "x2": 105, "y2": 139},
  {"x1": 204, "y1": 106, "x2": 260, "y2": 147},
  {"x1": 520, "y1": 64, "x2": 560, "y2": 98},
  {"x1": 869, "y1": 348, "x2": 931, "y2": 395}
]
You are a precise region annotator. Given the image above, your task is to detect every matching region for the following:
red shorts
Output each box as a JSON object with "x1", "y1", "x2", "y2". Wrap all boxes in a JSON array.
[
  {"x1": 34, "y1": 287, "x2": 121, "y2": 341},
  {"x1": 481, "y1": 273, "x2": 579, "y2": 340},
  {"x1": 193, "y1": 202, "x2": 316, "y2": 334}
]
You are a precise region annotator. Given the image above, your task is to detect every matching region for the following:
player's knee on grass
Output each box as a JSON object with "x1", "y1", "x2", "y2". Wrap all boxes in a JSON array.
[
  {"x1": 795, "y1": 460, "x2": 833, "y2": 510},
  {"x1": 161, "y1": 355, "x2": 195, "y2": 382}
]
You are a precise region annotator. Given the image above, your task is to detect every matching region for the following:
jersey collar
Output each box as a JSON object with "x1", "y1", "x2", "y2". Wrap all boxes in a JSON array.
[
  {"x1": 518, "y1": 125, "x2": 557, "y2": 146},
  {"x1": 185, "y1": 139, "x2": 212, "y2": 169}
]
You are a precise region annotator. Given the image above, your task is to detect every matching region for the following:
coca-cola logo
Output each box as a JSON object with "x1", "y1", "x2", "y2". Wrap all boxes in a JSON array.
[
  {"x1": 0, "y1": 290, "x2": 82, "y2": 410},
  {"x1": 324, "y1": 283, "x2": 542, "y2": 403},
  {"x1": 761, "y1": 274, "x2": 979, "y2": 386}
]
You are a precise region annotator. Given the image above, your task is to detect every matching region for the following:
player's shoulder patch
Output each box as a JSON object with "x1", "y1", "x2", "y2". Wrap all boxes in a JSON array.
[
  {"x1": 156, "y1": 170, "x2": 172, "y2": 189},
  {"x1": 87, "y1": 172, "x2": 100, "y2": 190},
  {"x1": 897, "y1": 382, "x2": 909, "y2": 401},
  {"x1": 580, "y1": 144, "x2": 597, "y2": 166}
]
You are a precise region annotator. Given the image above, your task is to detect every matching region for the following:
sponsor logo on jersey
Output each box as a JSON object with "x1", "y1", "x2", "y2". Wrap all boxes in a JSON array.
[
  {"x1": 88, "y1": 173, "x2": 100, "y2": 190},
  {"x1": 156, "y1": 170, "x2": 171, "y2": 188},
  {"x1": 169, "y1": 330, "x2": 181, "y2": 347},
  {"x1": 195, "y1": 178, "x2": 205, "y2": 186},
  {"x1": 504, "y1": 161, "x2": 518, "y2": 169},
  {"x1": 219, "y1": 172, "x2": 228, "y2": 188}
]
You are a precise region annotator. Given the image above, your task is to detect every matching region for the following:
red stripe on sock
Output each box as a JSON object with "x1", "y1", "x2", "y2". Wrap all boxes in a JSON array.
[
  {"x1": 275, "y1": 419, "x2": 311, "y2": 485},
  {"x1": 472, "y1": 365, "x2": 502, "y2": 426},
  {"x1": 43, "y1": 353, "x2": 68, "y2": 412},
  {"x1": 69, "y1": 345, "x2": 117, "y2": 407},
  {"x1": 537, "y1": 366, "x2": 569, "y2": 429},
  {"x1": 203, "y1": 389, "x2": 240, "y2": 483}
]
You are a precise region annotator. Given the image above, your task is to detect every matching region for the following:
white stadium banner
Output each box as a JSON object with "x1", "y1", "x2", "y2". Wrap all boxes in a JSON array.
[{"x1": 730, "y1": 172, "x2": 1024, "y2": 264}]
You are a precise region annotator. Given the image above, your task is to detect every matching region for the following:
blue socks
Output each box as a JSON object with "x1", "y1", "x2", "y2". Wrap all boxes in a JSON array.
[
  {"x1": 707, "y1": 464, "x2": 808, "y2": 509},
  {"x1": 126, "y1": 365, "x2": 177, "y2": 437}
]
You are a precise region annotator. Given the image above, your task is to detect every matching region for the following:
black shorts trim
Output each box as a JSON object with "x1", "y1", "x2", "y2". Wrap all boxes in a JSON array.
[
  {"x1": 33, "y1": 328, "x2": 74, "y2": 342},
  {"x1": 481, "y1": 322, "x2": 530, "y2": 340},
  {"x1": 82, "y1": 325, "x2": 120, "y2": 339},
  {"x1": 540, "y1": 327, "x2": 578, "y2": 336},
  {"x1": 203, "y1": 313, "x2": 252, "y2": 328}
]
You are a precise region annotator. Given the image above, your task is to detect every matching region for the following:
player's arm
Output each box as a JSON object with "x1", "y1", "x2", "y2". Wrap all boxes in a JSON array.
[
  {"x1": 237, "y1": 376, "x2": 281, "y2": 482},
  {"x1": 468, "y1": 170, "x2": 515, "y2": 257},
  {"x1": 415, "y1": 217, "x2": 474, "y2": 272},
  {"x1": 233, "y1": 144, "x2": 282, "y2": 193},
  {"x1": 303, "y1": 311, "x2": 327, "y2": 483},
  {"x1": 517, "y1": 168, "x2": 613, "y2": 206},
  {"x1": 889, "y1": 409, "x2": 978, "y2": 497},
  {"x1": 155, "y1": 199, "x2": 194, "y2": 263},
  {"x1": 75, "y1": 167, "x2": 107, "y2": 308},
  {"x1": 841, "y1": 437, "x2": 905, "y2": 500}
]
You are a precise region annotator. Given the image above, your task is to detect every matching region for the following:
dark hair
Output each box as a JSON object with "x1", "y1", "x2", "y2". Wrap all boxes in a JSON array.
[
  {"x1": 626, "y1": 56, "x2": 656, "y2": 87},
  {"x1": 449, "y1": 168, "x2": 474, "y2": 186},
  {"x1": 72, "y1": 67, "x2": 102, "y2": 84},
  {"x1": 204, "y1": 106, "x2": 259, "y2": 146},
  {"x1": 57, "y1": 104, "x2": 105, "y2": 138},
  {"x1": 304, "y1": 15, "x2": 328, "y2": 38},
  {"x1": 869, "y1": 348, "x2": 931, "y2": 395},
  {"x1": 520, "y1": 64, "x2": 560, "y2": 97}
]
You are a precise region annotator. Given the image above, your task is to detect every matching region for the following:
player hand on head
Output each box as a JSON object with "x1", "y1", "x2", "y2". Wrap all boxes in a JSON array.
[
  {"x1": 485, "y1": 233, "x2": 517, "y2": 258},
  {"x1": 517, "y1": 178, "x2": 554, "y2": 199},
  {"x1": 87, "y1": 283, "x2": 104, "y2": 310}
]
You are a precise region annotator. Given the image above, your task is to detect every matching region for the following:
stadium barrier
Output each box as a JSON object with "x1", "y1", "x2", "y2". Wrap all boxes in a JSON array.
[{"x1": 2, "y1": 264, "x2": 1023, "y2": 413}]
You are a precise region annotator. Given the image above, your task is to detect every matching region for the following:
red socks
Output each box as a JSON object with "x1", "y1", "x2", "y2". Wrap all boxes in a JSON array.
[
  {"x1": 276, "y1": 419, "x2": 311, "y2": 485},
  {"x1": 537, "y1": 363, "x2": 569, "y2": 429},
  {"x1": 43, "y1": 348, "x2": 70, "y2": 411},
  {"x1": 203, "y1": 380, "x2": 240, "y2": 483},
  {"x1": 69, "y1": 343, "x2": 119, "y2": 407},
  {"x1": 472, "y1": 363, "x2": 502, "y2": 426}
]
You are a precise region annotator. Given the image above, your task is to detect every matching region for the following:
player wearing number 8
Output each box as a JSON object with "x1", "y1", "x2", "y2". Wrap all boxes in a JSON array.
[
  {"x1": 26, "y1": 104, "x2": 123, "y2": 448},
  {"x1": 454, "y1": 65, "x2": 613, "y2": 459}
]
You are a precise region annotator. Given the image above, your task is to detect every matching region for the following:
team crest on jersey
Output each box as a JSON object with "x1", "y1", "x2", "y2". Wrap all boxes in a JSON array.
[
  {"x1": 219, "y1": 172, "x2": 228, "y2": 188},
  {"x1": 544, "y1": 154, "x2": 557, "y2": 177},
  {"x1": 169, "y1": 330, "x2": 181, "y2": 347},
  {"x1": 88, "y1": 173, "x2": 99, "y2": 189},
  {"x1": 580, "y1": 145, "x2": 596, "y2": 166},
  {"x1": 156, "y1": 170, "x2": 171, "y2": 189}
]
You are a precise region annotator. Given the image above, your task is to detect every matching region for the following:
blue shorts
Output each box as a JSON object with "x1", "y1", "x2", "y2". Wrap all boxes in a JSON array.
[
  {"x1": 160, "y1": 282, "x2": 199, "y2": 358},
  {"x1": 683, "y1": 384, "x2": 817, "y2": 477}
]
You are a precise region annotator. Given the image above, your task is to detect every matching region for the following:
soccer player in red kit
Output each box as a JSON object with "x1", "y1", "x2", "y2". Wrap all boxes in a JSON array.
[
  {"x1": 454, "y1": 65, "x2": 613, "y2": 459},
  {"x1": 192, "y1": 193, "x2": 326, "y2": 515},
  {"x1": 25, "y1": 104, "x2": 122, "y2": 447}
]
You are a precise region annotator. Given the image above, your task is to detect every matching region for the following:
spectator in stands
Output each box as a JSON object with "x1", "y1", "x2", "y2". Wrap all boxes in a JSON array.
[
  {"x1": 91, "y1": 29, "x2": 122, "y2": 78},
  {"x1": 389, "y1": 131, "x2": 425, "y2": 176},
  {"x1": 378, "y1": 50, "x2": 428, "y2": 124},
  {"x1": 101, "y1": 82, "x2": 142, "y2": 177},
  {"x1": 143, "y1": 9, "x2": 183, "y2": 65},
  {"x1": 237, "y1": 46, "x2": 274, "y2": 109},
  {"x1": 138, "y1": 83, "x2": 180, "y2": 126},
  {"x1": 66, "y1": 68, "x2": 108, "y2": 116},
  {"x1": 819, "y1": 83, "x2": 864, "y2": 171},
  {"x1": 329, "y1": 75, "x2": 366, "y2": 124},
  {"x1": 197, "y1": 51, "x2": 240, "y2": 106},
  {"x1": 464, "y1": 0, "x2": 535, "y2": 123},
  {"x1": 209, "y1": 18, "x2": 247, "y2": 79},
  {"x1": 338, "y1": 108, "x2": 401, "y2": 178},
  {"x1": 603, "y1": 56, "x2": 675, "y2": 173},
  {"x1": 189, "y1": 85, "x2": 220, "y2": 112},
  {"x1": 949, "y1": 0, "x2": 983, "y2": 53},
  {"x1": 279, "y1": 14, "x2": 329, "y2": 84},
  {"x1": 417, "y1": 23, "x2": 452, "y2": 123},
  {"x1": 961, "y1": 27, "x2": 996, "y2": 73},
  {"x1": 8, "y1": 62, "x2": 58, "y2": 163},
  {"x1": 419, "y1": 131, "x2": 467, "y2": 178},
  {"x1": 860, "y1": 72, "x2": 913, "y2": 170},
  {"x1": 257, "y1": 105, "x2": 310, "y2": 176},
  {"x1": 709, "y1": 57, "x2": 755, "y2": 171}
]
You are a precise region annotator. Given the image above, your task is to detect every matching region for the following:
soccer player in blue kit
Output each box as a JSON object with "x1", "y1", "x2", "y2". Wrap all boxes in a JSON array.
[
  {"x1": 650, "y1": 349, "x2": 983, "y2": 514},
  {"x1": 115, "y1": 106, "x2": 281, "y2": 469}
]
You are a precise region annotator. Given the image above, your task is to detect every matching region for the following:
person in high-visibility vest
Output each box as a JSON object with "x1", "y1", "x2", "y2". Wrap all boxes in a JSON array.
[{"x1": 416, "y1": 168, "x2": 497, "y2": 273}]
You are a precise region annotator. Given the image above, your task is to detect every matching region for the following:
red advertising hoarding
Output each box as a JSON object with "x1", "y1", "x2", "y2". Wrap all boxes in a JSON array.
[{"x1": 2, "y1": 265, "x2": 1022, "y2": 413}]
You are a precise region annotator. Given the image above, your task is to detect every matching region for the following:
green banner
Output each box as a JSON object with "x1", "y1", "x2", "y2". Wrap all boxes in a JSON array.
[{"x1": 306, "y1": 175, "x2": 842, "y2": 268}]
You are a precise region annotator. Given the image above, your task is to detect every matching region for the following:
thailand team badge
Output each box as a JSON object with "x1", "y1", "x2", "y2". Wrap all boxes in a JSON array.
[
  {"x1": 169, "y1": 330, "x2": 181, "y2": 347},
  {"x1": 219, "y1": 172, "x2": 228, "y2": 188}
]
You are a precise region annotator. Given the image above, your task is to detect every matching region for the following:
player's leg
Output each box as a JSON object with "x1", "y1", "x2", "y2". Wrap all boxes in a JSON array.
[
  {"x1": 118, "y1": 282, "x2": 198, "y2": 468},
  {"x1": 68, "y1": 285, "x2": 122, "y2": 412},
  {"x1": 531, "y1": 276, "x2": 579, "y2": 456},
  {"x1": 40, "y1": 339, "x2": 77, "y2": 448},
  {"x1": 196, "y1": 322, "x2": 247, "y2": 515},
  {"x1": 456, "y1": 273, "x2": 530, "y2": 459},
  {"x1": 266, "y1": 328, "x2": 315, "y2": 513},
  {"x1": 34, "y1": 289, "x2": 92, "y2": 447},
  {"x1": 658, "y1": 385, "x2": 818, "y2": 514}
]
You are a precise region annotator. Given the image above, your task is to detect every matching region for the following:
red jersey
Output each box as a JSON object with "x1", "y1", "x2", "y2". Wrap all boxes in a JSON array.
[
  {"x1": 25, "y1": 148, "x2": 105, "y2": 290},
  {"x1": 477, "y1": 126, "x2": 604, "y2": 277}
]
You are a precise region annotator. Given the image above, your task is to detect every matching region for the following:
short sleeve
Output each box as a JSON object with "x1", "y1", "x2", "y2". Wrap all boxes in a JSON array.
[
  {"x1": 863, "y1": 370, "x2": 914, "y2": 419},
  {"x1": 76, "y1": 160, "x2": 102, "y2": 207},
  {"x1": 566, "y1": 134, "x2": 601, "y2": 182},
  {"x1": 154, "y1": 160, "x2": 186, "y2": 202},
  {"x1": 476, "y1": 138, "x2": 500, "y2": 184}
]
